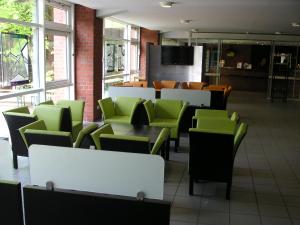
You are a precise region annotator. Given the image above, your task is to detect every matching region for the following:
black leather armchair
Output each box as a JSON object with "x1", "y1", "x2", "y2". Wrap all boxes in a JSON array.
[
  {"x1": 3, "y1": 106, "x2": 37, "y2": 169},
  {"x1": 188, "y1": 122, "x2": 247, "y2": 199}
]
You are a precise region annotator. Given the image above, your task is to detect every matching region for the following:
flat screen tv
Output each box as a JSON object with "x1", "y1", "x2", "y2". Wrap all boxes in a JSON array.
[{"x1": 161, "y1": 46, "x2": 194, "y2": 65}]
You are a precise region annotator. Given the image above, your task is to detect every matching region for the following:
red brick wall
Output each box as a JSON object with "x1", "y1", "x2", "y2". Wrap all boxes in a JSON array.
[
  {"x1": 75, "y1": 5, "x2": 102, "y2": 121},
  {"x1": 140, "y1": 28, "x2": 160, "y2": 80}
]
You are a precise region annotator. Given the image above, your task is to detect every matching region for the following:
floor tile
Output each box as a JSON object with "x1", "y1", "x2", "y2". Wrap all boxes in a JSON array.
[
  {"x1": 258, "y1": 204, "x2": 289, "y2": 218},
  {"x1": 171, "y1": 207, "x2": 199, "y2": 223},
  {"x1": 198, "y1": 209, "x2": 229, "y2": 225},
  {"x1": 229, "y1": 213, "x2": 261, "y2": 225},
  {"x1": 230, "y1": 201, "x2": 259, "y2": 215}
]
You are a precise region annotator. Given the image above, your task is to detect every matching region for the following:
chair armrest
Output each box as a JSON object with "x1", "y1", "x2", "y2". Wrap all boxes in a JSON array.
[
  {"x1": 177, "y1": 102, "x2": 189, "y2": 126},
  {"x1": 143, "y1": 100, "x2": 154, "y2": 123},
  {"x1": 24, "y1": 129, "x2": 72, "y2": 147}
]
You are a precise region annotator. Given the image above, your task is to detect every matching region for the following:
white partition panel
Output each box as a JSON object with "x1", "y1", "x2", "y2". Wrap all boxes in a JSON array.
[
  {"x1": 29, "y1": 145, "x2": 164, "y2": 200},
  {"x1": 161, "y1": 88, "x2": 211, "y2": 107},
  {"x1": 108, "y1": 87, "x2": 156, "y2": 101}
]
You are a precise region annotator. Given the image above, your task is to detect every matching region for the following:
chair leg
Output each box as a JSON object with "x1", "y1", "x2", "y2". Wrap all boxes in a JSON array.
[
  {"x1": 174, "y1": 138, "x2": 179, "y2": 152},
  {"x1": 166, "y1": 138, "x2": 170, "y2": 160},
  {"x1": 226, "y1": 181, "x2": 232, "y2": 200},
  {"x1": 13, "y1": 153, "x2": 18, "y2": 169},
  {"x1": 189, "y1": 176, "x2": 194, "y2": 195}
]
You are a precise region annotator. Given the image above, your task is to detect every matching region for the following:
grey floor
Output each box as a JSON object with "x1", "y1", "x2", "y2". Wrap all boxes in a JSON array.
[{"x1": 1, "y1": 91, "x2": 300, "y2": 225}]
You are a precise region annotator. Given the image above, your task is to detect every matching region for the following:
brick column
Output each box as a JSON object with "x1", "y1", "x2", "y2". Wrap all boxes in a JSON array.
[
  {"x1": 75, "y1": 5, "x2": 102, "y2": 121},
  {"x1": 140, "y1": 28, "x2": 160, "y2": 80}
]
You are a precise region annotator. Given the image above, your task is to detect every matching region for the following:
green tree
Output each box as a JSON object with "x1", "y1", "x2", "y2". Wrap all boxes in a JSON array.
[{"x1": 0, "y1": 0, "x2": 34, "y2": 35}]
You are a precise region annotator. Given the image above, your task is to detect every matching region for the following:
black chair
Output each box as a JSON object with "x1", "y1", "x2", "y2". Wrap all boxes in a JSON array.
[
  {"x1": 3, "y1": 106, "x2": 37, "y2": 169},
  {"x1": 188, "y1": 122, "x2": 247, "y2": 199},
  {"x1": 0, "y1": 180, "x2": 23, "y2": 225}
]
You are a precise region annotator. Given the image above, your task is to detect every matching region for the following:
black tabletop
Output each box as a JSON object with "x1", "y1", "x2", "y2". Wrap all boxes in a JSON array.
[{"x1": 110, "y1": 123, "x2": 162, "y2": 143}]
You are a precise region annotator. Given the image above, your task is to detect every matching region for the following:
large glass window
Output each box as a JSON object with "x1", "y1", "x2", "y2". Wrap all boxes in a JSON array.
[
  {"x1": 103, "y1": 18, "x2": 140, "y2": 94},
  {"x1": 0, "y1": 0, "x2": 74, "y2": 137}
]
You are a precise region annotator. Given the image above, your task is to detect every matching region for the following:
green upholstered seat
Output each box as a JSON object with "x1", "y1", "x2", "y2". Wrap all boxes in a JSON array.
[
  {"x1": 90, "y1": 124, "x2": 114, "y2": 149},
  {"x1": 19, "y1": 120, "x2": 73, "y2": 148},
  {"x1": 56, "y1": 100, "x2": 85, "y2": 141},
  {"x1": 33, "y1": 105, "x2": 64, "y2": 131},
  {"x1": 2, "y1": 106, "x2": 38, "y2": 168},
  {"x1": 74, "y1": 123, "x2": 98, "y2": 148},
  {"x1": 98, "y1": 97, "x2": 141, "y2": 124},
  {"x1": 143, "y1": 99, "x2": 187, "y2": 151}
]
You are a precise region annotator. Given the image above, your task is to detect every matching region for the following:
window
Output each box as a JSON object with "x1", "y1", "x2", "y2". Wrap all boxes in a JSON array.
[
  {"x1": 0, "y1": 0, "x2": 74, "y2": 137},
  {"x1": 44, "y1": 0, "x2": 72, "y2": 95},
  {"x1": 45, "y1": 32, "x2": 68, "y2": 82},
  {"x1": 103, "y1": 18, "x2": 140, "y2": 93}
]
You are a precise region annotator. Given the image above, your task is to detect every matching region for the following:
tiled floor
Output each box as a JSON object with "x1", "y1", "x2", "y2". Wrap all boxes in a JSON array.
[{"x1": 1, "y1": 91, "x2": 300, "y2": 225}]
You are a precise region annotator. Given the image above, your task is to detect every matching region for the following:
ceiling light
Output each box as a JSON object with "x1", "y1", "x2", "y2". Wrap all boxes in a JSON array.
[
  {"x1": 291, "y1": 22, "x2": 300, "y2": 27},
  {"x1": 159, "y1": 1, "x2": 174, "y2": 8},
  {"x1": 180, "y1": 19, "x2": 191, "y2": 24},
  {"x1": 275, "y1": 31, "x2": 281, "y2": 35}
]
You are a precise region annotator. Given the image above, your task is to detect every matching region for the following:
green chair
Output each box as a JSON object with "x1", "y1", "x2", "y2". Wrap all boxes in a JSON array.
[
  {"x1": 2, "y1": 106, "x2": 37, "y2": 169},
  {"x1": 56, "y1": 100, "x2": 85, "y2": 141},
  {"x1": 90, "y1": 124, "x2": 114, "y2": 150},
  {"x1": 74, "y1": 123, "x2": 98, "y2": 149},
  {"x1": 19, "y1": 120, "x2": 73, "y2": 148},
  {"x1": 98, "y1": 97, "x2": 141, "y2": 124},
  {"x1": 143, "y1": 99, "x2": 187, "y2": 151},
  {"x1": 188, "y1": 119, "x2": 246, "y2": 199}
]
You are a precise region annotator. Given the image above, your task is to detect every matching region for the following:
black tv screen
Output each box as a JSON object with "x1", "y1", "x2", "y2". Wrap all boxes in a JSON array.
[{"x1": 161, "y1": 46, "x2": 194, "y2": 65}]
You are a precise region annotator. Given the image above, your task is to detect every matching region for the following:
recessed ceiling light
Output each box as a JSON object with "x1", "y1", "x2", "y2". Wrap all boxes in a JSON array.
[
  {"x1": 291, "y1": 22, "x2": 300, "y2": 27},
  {"x1": 275, "y1": 31, "x2": 281, "y2": 35},
  {"x1": 159, "y1": 1, "x2": 174, "y2": 8},
  {"x1": 180, "y1": 19, "x2": 191, "y2": 24}
]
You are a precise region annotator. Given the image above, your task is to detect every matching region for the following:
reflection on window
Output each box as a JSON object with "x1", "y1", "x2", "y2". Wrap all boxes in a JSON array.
[
  {"x1": 45, "y1": 4, "x2": 68, "y2": 24},
  {"x1": 46, "y1": 86, "x2": 69, "y2": 102},
  {"x1": 45, "y1": 32, "x2": 67, "y2": 82}
]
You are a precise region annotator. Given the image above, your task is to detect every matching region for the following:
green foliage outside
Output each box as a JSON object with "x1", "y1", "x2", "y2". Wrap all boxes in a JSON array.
[{"x1": 0, "y1": 0, "x2": 34, "y2": 35}]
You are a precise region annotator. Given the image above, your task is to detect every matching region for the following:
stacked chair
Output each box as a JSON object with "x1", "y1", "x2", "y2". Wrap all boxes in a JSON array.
[
  {"x1": 143, "y1": 99, "x2": 188, "y2": 151},
  {"x1": 180, "y1": 82, "x2": 207, "y2": 90},
  {"x1": 188, "y1": 108, "x2": 247, "y2": 199},
  {"x1": 203, "y1": 84, "x2": 233, "y2": 110},
  {"x1": 98, "y1": 97, "x2": 142, "y2": 124},
  {"x1": 152, "y1": 80, "x2": 177, "y2": 90}
]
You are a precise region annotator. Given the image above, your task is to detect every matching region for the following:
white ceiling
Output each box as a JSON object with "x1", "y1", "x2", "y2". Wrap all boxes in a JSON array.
[{"x1": 68, "y1": 0, "x2": 300, "y2": 35}]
